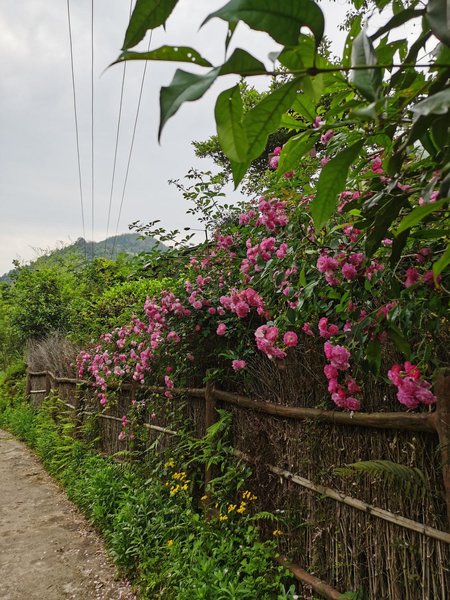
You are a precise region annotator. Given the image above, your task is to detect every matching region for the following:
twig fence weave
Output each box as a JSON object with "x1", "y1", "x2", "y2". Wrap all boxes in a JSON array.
[{"x1": 26, "y1": 368, "x2": 450, "y2": 599}]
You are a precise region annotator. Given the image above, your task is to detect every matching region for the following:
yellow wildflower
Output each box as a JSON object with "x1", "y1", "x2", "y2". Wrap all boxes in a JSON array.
[
  {"x1": 201, "y1": 495, "x2": 208, "y2": 502},
  {"x1": 181, "y1": 483, "x2": 188, "y2": 491},
  {"x1": 164, "y1": 459, "x2": 175, "y2": 468},
  {"x1": 272, "y1": 529, "x2": 283, "y2": 537},
  {"x1": 167, "y1": 539, "x2": 174, "y2": 547},
  {"x1": 218, "y1": 514, "x2": 228, "y2": 521},
  {"x1": 237, "y1": 502, "x2": 247, "y2": 514},
  {"x1": 169, "y1": 485, "x2": 180, "y2": 496},
  {"x1": 227, "y1": 504, "x2": 236, "y2": 513}
]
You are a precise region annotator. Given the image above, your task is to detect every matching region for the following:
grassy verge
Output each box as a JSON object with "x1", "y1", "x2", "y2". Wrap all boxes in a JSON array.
[{"x1": 0, "y1": 373, "x2": 295, "y2": 599}]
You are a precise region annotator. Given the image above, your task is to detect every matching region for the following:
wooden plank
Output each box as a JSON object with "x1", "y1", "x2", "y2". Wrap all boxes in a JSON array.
[
  {"x1": 213, "y1": 389, "x2": 436, "y2": 433},
  {"x1": 435, "y1": 371, "x2": 450, "y2": 529},
  {"x1": 277, "y1": 558, "x2": 343, "y2": 600}
]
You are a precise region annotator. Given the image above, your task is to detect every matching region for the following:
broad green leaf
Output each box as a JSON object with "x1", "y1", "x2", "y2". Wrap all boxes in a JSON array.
[
  {"x1": 225, "y1": 21, "x2": 238, "y2": 53},
  {"x1": 203, "y1": 0, "x2": 325, "y2": 48},
  {"x1": 276, "y1": 131, "x2": 316, "y2": 176},
  {"x1": 311, "y1": 140, "x2": 364, "y2": 228},
  {"x1": 433, "y1": 243, "x2": 450, "y2": 277},
  {"x1": 159, "y1": 68, "x2": 220, "y2": 140},
  {"x1": 396, "y1": 198, "x2": 448, "y2": 234},
  {"x1": 219, "y1": 48, "x2": 267, "y2": 76},
  {"x1": 370, "y1": 9, "x2": 425, "y2": 42},
  {"x1": 292, "y1": 94, "x2": 317, "y2": 121},
  {"x1": 366, "y1": 339, "x2": 382, "y2": 374},
  {"x1": 375, "y1": 38, "x2": 408, "y2": 66},
  {"x1": 230, "y1": 160, "x2": 248, "y2": 187},
  {"x1": 343, "y1": 15, "x2": 362, "y2": 68},
  {"x1": 300, "y1": 73, "x2": 324, "y2": 103},
  {"x1": 365, "y1": 194, "x2": 407, "y2": 256},
  {"x1": 215, "y1": 85, "x2": 248, "y2": 163},
  {"x1": 411, "y1": 88, "x2": 450, "y2": 117},
  {"x1": 388, "y1": 324, "x2": 412, "y2": 358},
  {"x1": 427, "y1": 0, "x2": 450, "y2": 47},
  {"x1": 116, "y1": 46, "x2": 212, "y2": 67},
  {"x1": 278, "y1": 35, "x2": 317, "y2": 70},
  {"x1": 244, "y1": 78, "x2": 301, "y2": 163},
  {"x1": 228, "y1": 78, "x2": 301, "y2": 187},
  {"x1": 411, "y1": 227, "x2": 450, "y2": 239},
  {"x1": 350, "y1": 31, "x2": 383, "y2": 101},
  {"x1": 123, "y1": 0, "x2": 179, "y2": 50}
]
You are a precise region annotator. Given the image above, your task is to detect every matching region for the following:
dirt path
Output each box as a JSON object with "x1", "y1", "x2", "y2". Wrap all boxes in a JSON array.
[{"x1": 0, "y1": 429, "x2": 136, "y2": 600}]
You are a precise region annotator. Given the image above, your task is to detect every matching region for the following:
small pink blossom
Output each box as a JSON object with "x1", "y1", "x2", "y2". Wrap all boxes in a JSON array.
[
  {"x1": 283, "y1": 331, "x2": 298, "y2": 347},
  {"x1": 232, "y1": 359, "x2": 247, "y2": 371},
  {"x1": 216, "y1": 323, "x2": 227, "y2": 336},
  {"x1": 302, "y1": 322, "x2": 314, "y2": 336},
  {"x1": 404, "y1": 267, "x2": 419, "y2": 288},
  {"x1": 341, "y1": 263, "x2": 358, "y2": 281}
]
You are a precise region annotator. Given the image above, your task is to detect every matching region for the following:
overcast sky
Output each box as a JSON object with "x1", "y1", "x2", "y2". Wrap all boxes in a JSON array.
[{"x1": 0, "y1": 0, "x2": 354, "y2": 274}]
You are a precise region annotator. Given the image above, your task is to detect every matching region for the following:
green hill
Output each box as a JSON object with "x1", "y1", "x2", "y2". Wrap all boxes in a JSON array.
[{"x1": 1, "y1": 234, "x2": 165, "y2": 282}]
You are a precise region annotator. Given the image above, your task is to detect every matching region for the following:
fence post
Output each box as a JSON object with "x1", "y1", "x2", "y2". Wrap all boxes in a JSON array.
[
  {"x1": 204, "y1": 375, "x2": 217, "y2": 494},
  {"x1": 435, "y1": 371, "x2": 450, "y2": 530},
  {"x1": 74, "y1": 383, "x2": 85, "y2": 437},
  {"x1": 25, "y1": 367, "x2": 31, "y2": 399},
  {"x1": 45, "y1": 372, "x2": 51, "y2": 397}
]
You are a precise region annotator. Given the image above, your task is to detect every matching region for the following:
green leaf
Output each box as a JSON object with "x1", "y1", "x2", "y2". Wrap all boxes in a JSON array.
[
  {"x1": 225, "y1": 21, "x2": 238, "y2": 53},
  {"x1": 215, "y1": 85, "x2": 248, "y2": 163},
  {"x1": 375, "y1": 38, "x2": 408, "y2": 66},
  {"x1": 276, "y1": 131, "x2": 316, "y2": 176},
  {"x1": 232, "y1": 77, "x2": 301, "y2": 185},
  {"x1": 203, "y1": 0, "x2": 325, "y2": 48},
  {"x1": 388, "y1": 324, "x2": 411, "y2": 358},
  {"x1": 230, "y1": 160, "x2": 248, "y2": 187},
  {"x1": 396, "y1": 198, "x2": 448, "y2": 234},
  {"x1": 278, "y1": 34, "x2": 317, "y2": 70},
  {"x1": 350, "y1": 31, "x2": 383, "y2": 101},
  {"x1": 311, "y1": 140, "x2": 364, "y2": 228},
  {"x1": 123, "y1": 0, "x2": 179, "y2": 50},
  {"x1": 219, "y1": 48, "x2": 267, "y2": 76},
  {"x1": 244, "y1": 79, "x2": 301, "y2": 156},
  {"x1": 370, "y1": 9, "x2": 425, "y2": 42},
  {"x1": 427, "y1": 0, "x2": 450, "y2": 47},
  {"x1": 116, "y1": 46, "x2": 212, "y2": 67},
  {"x1": 343, "y1": 15, "x2": 362, "y2": 68},
  {"x1": 433, "y1": 243, "x2": 450, "y2": 277},
  {"x1": 412, "y1": 88, "x2": 450, "y2": 117},
  {"x1": 366, "y1": 339, "x2": 381, "y2": 375},
  {"x1": 159, "y1": 68, "x2": 220, "y2": 140},
  {"x1": 292, "y1": 94, "x2": 317, "y2": 121}
]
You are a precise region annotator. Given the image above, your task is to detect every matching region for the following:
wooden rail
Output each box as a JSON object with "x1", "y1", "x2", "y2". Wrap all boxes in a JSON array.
[{"x1": 27, "y1": 370, "x2": 438, "y2": 433}]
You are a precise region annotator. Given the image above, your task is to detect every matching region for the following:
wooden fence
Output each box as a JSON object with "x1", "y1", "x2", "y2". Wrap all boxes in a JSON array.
[{"x1": 26, "y1": 368, "x2": 450, "y2": 599}]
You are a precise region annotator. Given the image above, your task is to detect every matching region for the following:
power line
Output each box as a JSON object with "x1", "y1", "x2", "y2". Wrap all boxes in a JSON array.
[
  {"x1": 66, "y1": 0, "x2": 86, "y2": 259},
  {"x1": 104, "y1": 0, "x2": 134, "y2": 256},
  {"x1": 111, "y1": 31, "x2": 153, "y2": 259},
  {"x1": 90, "y1": 0, "x2": 95, "y2": 260}
]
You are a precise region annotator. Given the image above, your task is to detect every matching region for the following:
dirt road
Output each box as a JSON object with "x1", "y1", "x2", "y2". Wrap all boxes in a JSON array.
[{"x1": 0, "y1": 429, "x2": 136, "y2": 600}]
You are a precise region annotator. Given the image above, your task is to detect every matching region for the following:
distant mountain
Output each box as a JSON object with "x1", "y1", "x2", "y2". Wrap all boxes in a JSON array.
[{"x1": 0, "y1": 234, "x2": 165, "y2": 282}]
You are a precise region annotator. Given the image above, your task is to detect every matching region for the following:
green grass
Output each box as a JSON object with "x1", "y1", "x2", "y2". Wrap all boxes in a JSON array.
[{"x1": 0, "y1": 386, "x2": 295, "y2": 599}]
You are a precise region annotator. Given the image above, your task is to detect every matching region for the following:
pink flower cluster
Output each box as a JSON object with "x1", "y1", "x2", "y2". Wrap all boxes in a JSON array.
[
  {"x1": 323, "y1": 342, "x2": 361, "y2": 411},
  {"x1": 387, "y1": 362, "x2": 436, "y2": 409},
  {"x1": 255, "y1": 197, "x2": 288, "y2": 231},
  {"x1": 318, "y1": 317, "x2": 339, "y2": 339},
  {"x1": 255, "y1": 325, "x2": 286, "y2": 360},
  {"x1": 219, "y1": 288, "x2": 266, "y2": 319},
  {"x1": 316, "y1": 251, "x2": 366, "y2": 286}
]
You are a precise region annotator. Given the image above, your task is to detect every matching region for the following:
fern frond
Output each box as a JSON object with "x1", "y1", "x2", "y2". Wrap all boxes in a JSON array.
[{"x1": 335, "y1": 460, "x2": 428, "y2": 495}]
